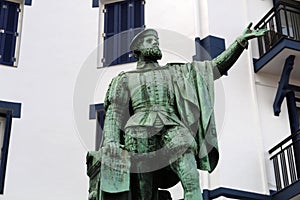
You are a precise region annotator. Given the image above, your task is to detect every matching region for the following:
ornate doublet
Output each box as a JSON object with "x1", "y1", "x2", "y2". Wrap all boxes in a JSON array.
[{"x1": 126, "y1": 62, "x2": 181, "y2": 129}]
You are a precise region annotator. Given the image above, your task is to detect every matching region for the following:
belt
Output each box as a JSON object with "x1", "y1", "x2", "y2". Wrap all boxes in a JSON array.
[{"x1": 134, "y1": 104, "x2": 176, "y2": 113}]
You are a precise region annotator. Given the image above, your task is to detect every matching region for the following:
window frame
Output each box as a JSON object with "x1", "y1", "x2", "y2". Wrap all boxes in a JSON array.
[
  {"x1": 0, "y1": 111, "x2": 11, "y2": 194},
  {"x1": 0, "y1": 100, "x2": 21, "y2": 194},
  {"x1": 0, "y1": 0, "x2": 27, "y2": 67},
  {"x1": 89, "y1": 103, "x2": 105, "y2": 151},
  {"x1": 101, "y1": 0, "x2": 145, "y2": 67},
  {"x1": 0, "y1": 0, "x2": 22, "y2": 67}
]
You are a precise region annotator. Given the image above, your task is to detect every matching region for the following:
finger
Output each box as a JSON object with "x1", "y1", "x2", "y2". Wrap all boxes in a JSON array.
[{"x1": 247, "y1": 22, "x2": 253, "y2": 29}]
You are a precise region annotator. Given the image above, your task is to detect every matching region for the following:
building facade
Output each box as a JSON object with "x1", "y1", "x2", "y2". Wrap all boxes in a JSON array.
[{"x1": 0, "y1": 0, "x2": 299, "y2": 199}]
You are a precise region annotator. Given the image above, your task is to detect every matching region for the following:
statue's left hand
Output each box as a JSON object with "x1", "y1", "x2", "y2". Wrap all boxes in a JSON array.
[{"x1": 241, "y1": 22, "x2": 268, "y2": 40}]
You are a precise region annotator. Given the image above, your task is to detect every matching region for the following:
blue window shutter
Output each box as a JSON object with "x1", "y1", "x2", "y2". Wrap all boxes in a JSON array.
[
  {"x1": 24, "y1": 0, "x2": 32, "y2": 6},
  {"x1": 0, "y1": 1, "x2": 19, "y2": 66},
  {"x1": 128, "y1": 0, "x2": 144, "y2": 62},
  {"x1": 0, "y1": 1, "x2": 6, "y2": 64},
  {"x1": 92, "y1": 0, "x2": 99, "y2": 8},
  {"x1": 103, "y1": 3, "x2": 119, "y2": 66},
  {"x1": 133, "y1": 0, "x2": 144, "y2": 28},
  {"x1": 0, "y1": 111, "x2": 12, "y2": 194},
  {"x1": 119, "y1": 1, "x2": 131, "y2": 63}
]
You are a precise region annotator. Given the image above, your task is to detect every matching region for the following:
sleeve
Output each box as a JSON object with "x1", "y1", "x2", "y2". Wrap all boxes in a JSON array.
[
  {"x1": 102, "y1": 72, "x2": 130, "y2": 146},
  {"x1": 211, "y1": 36, "x2": 248, "y2": 79}
]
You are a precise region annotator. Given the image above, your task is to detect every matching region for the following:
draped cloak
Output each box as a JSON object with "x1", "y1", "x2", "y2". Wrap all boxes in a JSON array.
[{"x1": 167, "y1": 61, "x2": 219, "y2": 173}]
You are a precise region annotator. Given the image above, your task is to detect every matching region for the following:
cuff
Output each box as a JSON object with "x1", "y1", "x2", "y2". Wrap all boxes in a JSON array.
[{"x1": 237, "y1": 37, "x2": 249, "y2": 49}]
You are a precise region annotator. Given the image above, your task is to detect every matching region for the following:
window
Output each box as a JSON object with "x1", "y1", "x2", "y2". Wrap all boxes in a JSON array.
[
  {"x1": 0, "y1": 100, "x2": 21, "y2": 194},
  {"x1": 0, "y1": 112, "x2": 11, "y2": 195},
  {"x1": 0, "y1": 0, "x2": 31, "y2": 67},
  {"x1": 95, "y1": 104, "x2": 105, "y2": 150},
  {"x1": 103, "y1": 0, "x2": 145, "y2": 66},
  {"x1": 89, "y1": 103, "x2": 105, "y2": 150},
  {"x1": 0, "y1": 0, "x2": 20, "y2": 66}
]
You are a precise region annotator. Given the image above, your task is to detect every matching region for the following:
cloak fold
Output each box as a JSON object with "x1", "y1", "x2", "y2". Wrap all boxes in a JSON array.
[{"x1": 168, "y1": 61, "x2": 219, "y2": 172}]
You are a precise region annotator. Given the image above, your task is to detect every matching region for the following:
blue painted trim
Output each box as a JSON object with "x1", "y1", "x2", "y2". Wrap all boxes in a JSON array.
[
  {"x1": 92, "y1": 0, "x2": 99, "y2": 8},
  {"x1": 193, "y1": 35, "x2": 225, "y2": 62},
  {"x1": 203, "y1": 187, "x2": 270, "y2": 200},
  {"x1": 254, "y1": 38, "x2": 300, "y2": 73},
  {"x1": 0, "y1": 100, "x2": 21, "y2": 118},
  {"x1": 193, "y1": 35, "x2": 227, "y2": 76},
  {"x1": 0, "y1": 111, "x2": 12, "y2": 194},
  {"x1": 193, "y1": 37, "x2": 201, "y2": 61},
  {"x1": 195, "y1": 185, "x2": 300, "y2": 200},
  {"x1": 273, "y1": 55, "x2": 295, "y2": 116},
  {"x1": 271, "y1": 180, "x2": 300, "y2": 200},
  {"x1": 24, "y1": 0, "x2": 32, "y2": 6},
  {"x1": 89, "y1": 103, "x2": 105, "y2": 150},
  {"x1": 269, "y1": 190, "x2": 277, "y2": 195},
  {"x1": 89, "y1": 103, "x2": 104, "y2": 120}
]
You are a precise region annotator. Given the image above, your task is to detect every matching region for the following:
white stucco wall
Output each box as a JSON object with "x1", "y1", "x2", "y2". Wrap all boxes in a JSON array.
[
  {"x1": 0, "y1": 0, "x2": 294, "y2": 199},
  {"x1": 0, "y1": 1, "x2": 98, "y2": 199}
]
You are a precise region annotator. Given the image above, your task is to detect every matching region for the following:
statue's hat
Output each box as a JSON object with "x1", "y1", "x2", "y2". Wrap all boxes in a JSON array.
[{"x1": 129, "y1": 29, "x2": 158, "y2": 52}]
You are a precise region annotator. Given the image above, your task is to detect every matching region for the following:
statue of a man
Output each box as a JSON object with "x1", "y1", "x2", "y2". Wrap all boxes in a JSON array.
[{"x1": 100, "y1": 24, "x2": 265, "y2": 200}]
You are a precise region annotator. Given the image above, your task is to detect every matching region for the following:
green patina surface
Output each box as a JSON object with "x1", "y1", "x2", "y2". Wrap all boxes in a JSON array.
[{"x1": 86, "y1": 24, "x2": 266, "y2": 200}]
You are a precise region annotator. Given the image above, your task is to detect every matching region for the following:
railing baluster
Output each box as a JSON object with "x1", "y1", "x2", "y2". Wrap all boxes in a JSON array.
[
  {"x1": 287, "y1": 147, "x2": 297, "y2": 183},
  {"x1": 273, "y1": 156, "x2": 282, "y2": 191},
  {"x1": 280, "y1": 151, "x2": 289, "y2": 187},
  {"x1": 283, "y1": 3, "x2": 291, "y2": 37}
]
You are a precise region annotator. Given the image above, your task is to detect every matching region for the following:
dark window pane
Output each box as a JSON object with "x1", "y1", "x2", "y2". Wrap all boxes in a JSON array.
[
  {"x1": 104, "y1": 35, "x2": 116, "y2": 66},
  {"x1": 120, "y1": 2, "x2": 128, "y2": 31},
  {"x1": 3, "y1": 33, "x2": 13, "y2": 64},
  {"x1": 134, "y1": 0, "x2": 142, "y2": 28},
  {"x1": 297, "y1": 107, "x2": 300, "y2": 128},
  {"x1": 0, "y1": 3, "x2": 3, "y2": 29},
  {"x1": 106, "y1": 5, "x2": 115, "y2": 34},
  {"x1": 6, "y1": 2, "x2": 18, "y2": 32}
]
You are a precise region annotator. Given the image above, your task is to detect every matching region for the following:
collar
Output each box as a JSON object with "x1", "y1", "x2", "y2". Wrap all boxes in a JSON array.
[{"x1": 136, "y1": 61, "x2": 160, "y2": 70}]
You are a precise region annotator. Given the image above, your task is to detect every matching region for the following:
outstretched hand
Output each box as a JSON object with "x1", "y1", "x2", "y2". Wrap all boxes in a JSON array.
[{"x1": 242, "y1": 22, "x2": 268, "y2": 40}]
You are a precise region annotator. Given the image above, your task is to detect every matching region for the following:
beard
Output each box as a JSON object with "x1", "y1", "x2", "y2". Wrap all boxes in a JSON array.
[{"x1": 140, "y1": 46, "x2": 162, "y2": 61}]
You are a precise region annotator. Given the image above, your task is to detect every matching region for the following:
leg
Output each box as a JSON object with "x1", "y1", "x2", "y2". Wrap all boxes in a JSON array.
[
  {"x1": 170, "y1": 151, "x2": 203, "y2": 200},
  {"x1": 162, "y1": 126, "x2": 202, "y2": 200},
  {"x1": 125, "y1": 126, "x2": 160, "y2": 200}
]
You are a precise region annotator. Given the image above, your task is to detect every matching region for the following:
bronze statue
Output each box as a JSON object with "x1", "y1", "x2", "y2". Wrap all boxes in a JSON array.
[{"x1": 87, "y1": 24, "x2": 266, "y2": 200}]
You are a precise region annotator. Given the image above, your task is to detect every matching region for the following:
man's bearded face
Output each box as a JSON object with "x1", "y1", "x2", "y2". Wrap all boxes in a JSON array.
[
  {"x1": 140, "y1": 46, "x2": 162, "y2": 61},
  {"x1": 136, "y1": 35, "x2": 162, "y2": 61}
]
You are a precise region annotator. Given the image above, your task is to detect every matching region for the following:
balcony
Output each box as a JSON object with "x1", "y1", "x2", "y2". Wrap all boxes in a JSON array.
[
  {"x1": 268, "y1": 130, "x2": 300, "y2": 200},
  {"x1": 253, "y1": 0, "x2": 300, "y2": 80}
]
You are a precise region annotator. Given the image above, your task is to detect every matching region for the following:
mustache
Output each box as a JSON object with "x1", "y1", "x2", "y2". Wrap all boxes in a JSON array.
[{"x1": 140, "y1": 47, "x2": 162, "y2": 60}]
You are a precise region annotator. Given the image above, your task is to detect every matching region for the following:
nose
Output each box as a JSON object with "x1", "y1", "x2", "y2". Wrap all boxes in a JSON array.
[{"x1": 152, "y1": 39, "x2": 159, "y2": 46}]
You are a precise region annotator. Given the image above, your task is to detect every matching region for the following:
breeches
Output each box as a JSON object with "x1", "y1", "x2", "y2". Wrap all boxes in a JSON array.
[
  {"x1": 124, "y1": 125, "x2": 197, "y2": 153},
  {"x1": 124, "y1": 124, "x2": 197, "y2": 172}
]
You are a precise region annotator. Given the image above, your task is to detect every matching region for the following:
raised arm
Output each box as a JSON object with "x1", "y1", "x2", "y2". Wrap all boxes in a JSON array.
[{"x1": 212, "y1": 23, "x2": 267, "y2": 78}]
